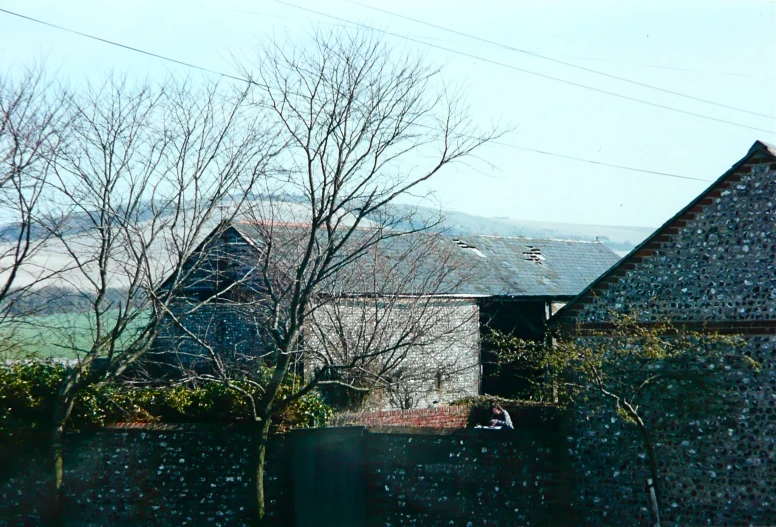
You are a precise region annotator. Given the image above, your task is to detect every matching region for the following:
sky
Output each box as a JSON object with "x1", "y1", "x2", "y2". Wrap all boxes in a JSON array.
[{"x1": 0, "y1": 0, "x2": 774, "y2": 228}]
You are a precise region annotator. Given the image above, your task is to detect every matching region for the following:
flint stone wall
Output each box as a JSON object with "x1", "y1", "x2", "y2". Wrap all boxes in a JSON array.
[
  {"x1": 0, "y1": 424, "x2": 288, "y2": 526},
  {"x1": 363, "y1": 429, "x2": 571, "y2": 527},
  {"x1": 1, "y1": 421, "x2": 575, "y2": 527},
  {"x1": 576, "y1": 159, "x2": 776, "y2": 325},
  {"x1": 289, "y1": 423, "x2": 572, "y2": 527},
  {"x1": 308, "y1": 298, "x2": 481, "y2": 411},
  {"x1": 560, "y1": 156, "x2": 776, "y2": 526},
  {"x1": 155, "y1": 226, "x2": 274, "y2": 364}
]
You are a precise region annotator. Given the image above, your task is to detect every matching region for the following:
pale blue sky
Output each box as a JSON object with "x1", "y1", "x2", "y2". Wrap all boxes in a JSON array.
[{"x1": 1, "y1": 0, "x2": 774, "y2": 228}]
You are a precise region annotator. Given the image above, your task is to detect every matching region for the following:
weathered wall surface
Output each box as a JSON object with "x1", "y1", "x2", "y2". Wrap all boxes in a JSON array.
[
  {"x1": 155, "y1": 226, "x2": 272, "y2": 364},
  {"x1": 0, "y1": 424, "x2": 288, "y2": 526},
  {"x1": 158, "y1": 300, "x2": 271, "y2": 365},
  {"x1": 289, "y1": 425, "x2": 572, "y2": 527},
  {"x1": 1, "y1": 423, "x2": 574, "y2": 527},
  {"x1": 558, "y1": 152, "x2": 776, "y2": 526},
  {"x1": 572, "y1": 157, "x2": 776, "y2": 326},
  {"x1": 308, "y1": 298, "x2": 481, "y2": 411},
  {"x1": 566, "y1": 336, "x2": 776, "y2": 527},
  {"x1": 362, "y1": 428, "x2": 571, "y2": 527}
]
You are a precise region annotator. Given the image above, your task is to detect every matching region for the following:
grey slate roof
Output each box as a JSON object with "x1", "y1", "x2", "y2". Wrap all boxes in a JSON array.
[
  {"x1": 444, "y1": 235, "x2": 620, "y2": 297},
  {"x1": 229, "y1": 222, "x2": 620, "y2": 299}
]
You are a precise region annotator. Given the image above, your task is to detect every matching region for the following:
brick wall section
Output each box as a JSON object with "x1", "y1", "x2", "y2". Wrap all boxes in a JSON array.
[
  {"x1": 556, "y1": 152, "x2": 776, "y2": 526},
  {"x1": 334, "y1": 405, "x2": 470, "y2": 428}
]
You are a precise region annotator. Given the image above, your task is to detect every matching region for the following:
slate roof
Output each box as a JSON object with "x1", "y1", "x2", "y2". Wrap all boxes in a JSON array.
[
  {"x1": 229, "y1": 222, "x2": 620, "y2": 299},
  {"x1": 448, "y1": 235, "x2": 621, "y2": 297}
]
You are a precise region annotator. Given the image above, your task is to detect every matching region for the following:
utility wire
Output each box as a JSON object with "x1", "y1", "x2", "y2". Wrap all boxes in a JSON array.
[
  {"x1": 0, "y1": 6, "x2": 711, "y2": 182},
  {"x1": 554, "y1": 55, "x2": 774, "y2": 80},
  {"x1": 412, "y1": 122, "x2": 708, "y2": 181},
  {"x1": 0, "y1": 7, "x2": 249, "y2": 84},
  {"x1": 489, "y1": 140, "x2": 711, "y2": 182},
  {"x1": 347, "y1": 0, "x2": 773, "y2": 119},
  {"x1": 267, "y1": 0, "x2": 774, "y2": 135}
]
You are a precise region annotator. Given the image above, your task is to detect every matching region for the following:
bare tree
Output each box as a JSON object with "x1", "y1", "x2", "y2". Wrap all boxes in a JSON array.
[
  {"x1": 159, "y1": 224, "x2": 480, "y2": 403},
  {"x1": 158, "y1": 28, "x2": 500, "y2": 520},
  {"x1": 0, "y1": 67, "x2": 68, "y2": 356},
  {"x1": 304, "y1": 232, "x2": 480, "y2": 411},
  {"x1": 36, "y1": 74, "x2": 276, "y2": 520}
]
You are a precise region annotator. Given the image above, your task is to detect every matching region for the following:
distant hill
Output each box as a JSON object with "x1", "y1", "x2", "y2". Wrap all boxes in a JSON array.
[
  {"x1": 0, "y1": 198, "x2": 655, "y2": 297},
  {"x1": 0, "y1": 195, "x2": 654, "y2": 256}
]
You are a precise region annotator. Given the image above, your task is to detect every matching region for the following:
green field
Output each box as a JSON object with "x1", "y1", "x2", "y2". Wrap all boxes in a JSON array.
[{"x1": 1, "y1": 311, "x2": 150, "y2": 360}]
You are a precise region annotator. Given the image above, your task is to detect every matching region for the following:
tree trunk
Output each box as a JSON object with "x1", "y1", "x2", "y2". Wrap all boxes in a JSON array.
[
  {"x1": 47, "y1": 392, "x2": 77, "y2": 525},
  {"x1": 254, "y1": 349, "x2": 292, "y2": 523},
  {"x1": 256, "y1": 417, "x2": 272, "y2": 524},
  {"x1": 50, "y1": 425, "x2": 65, "y2": 525},
  {"x1": 618, "y1": 400, "x2": 661, "y2": 527},
  {"x1": 635, "y1": 417, "x2": 661, "y2": 527},
  {"x1": 646, "y1": 478, "x2": 661, "y2": 527}
]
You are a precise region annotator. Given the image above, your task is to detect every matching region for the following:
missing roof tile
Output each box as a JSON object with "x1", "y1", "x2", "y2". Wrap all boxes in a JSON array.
[
  {"x1": 453, "y1": 239, "x2": 486, "y2": 258},
  {"x1": 523, "y1": 245, "x2": 545, "y2": 264}
]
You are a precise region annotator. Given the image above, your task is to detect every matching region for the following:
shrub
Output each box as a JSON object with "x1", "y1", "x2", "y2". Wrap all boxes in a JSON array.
[{"x1": 0, "y1": 361, "x2": 332, "y2": 434}]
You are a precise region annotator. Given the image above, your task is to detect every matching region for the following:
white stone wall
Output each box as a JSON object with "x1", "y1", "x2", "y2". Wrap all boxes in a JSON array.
[{"x1": 307, "y1": 297, "x2": 481, "y2": 410}]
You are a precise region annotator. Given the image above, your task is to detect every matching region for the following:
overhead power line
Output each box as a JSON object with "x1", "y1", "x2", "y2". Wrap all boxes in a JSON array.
[
  {"x1": 412, "y1": 123, "x2": 709, "y2": 181},
  {"x1": 489, "y1": 140, "x2": 711, "y2": 182},
  {"x1": 267, "y1": 0, "x2": 774, "y2": 135},
  {"x1": 556, "y1": 55, "x2": 775, "y2": 81},
  {"x1": 0, "y1": 7, "x2": 248, "y2": 83},
  {"x1": 0, "y1": 6, "x2": 712, "y2": 183},
  {"x1": 347, "y1": 0, "x2": 773, "y2": 120}
]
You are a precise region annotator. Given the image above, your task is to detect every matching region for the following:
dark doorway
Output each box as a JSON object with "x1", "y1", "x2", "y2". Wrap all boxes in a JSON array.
[{"x1": 479, "y1": 299, "x2": 547, "y2": 399}]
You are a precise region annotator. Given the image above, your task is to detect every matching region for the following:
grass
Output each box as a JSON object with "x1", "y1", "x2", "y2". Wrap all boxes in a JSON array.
[{"x1": 0, "y1": 310, "x2": 150, "y2": 360}]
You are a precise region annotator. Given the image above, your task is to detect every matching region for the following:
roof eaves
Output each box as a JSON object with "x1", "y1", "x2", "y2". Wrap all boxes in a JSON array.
[{"x1": 749, "y1": 139, "x2": 776, "y2": 157}]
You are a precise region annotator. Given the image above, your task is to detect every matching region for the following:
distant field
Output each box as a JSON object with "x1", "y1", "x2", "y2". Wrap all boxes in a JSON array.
[{"x1": 1, "y1": 311, "x2": 150, "y2": 360}]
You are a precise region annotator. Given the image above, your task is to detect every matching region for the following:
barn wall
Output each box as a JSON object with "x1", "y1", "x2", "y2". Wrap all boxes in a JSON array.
[{"x1": 308, "y1": 298, "x2": 481, "y2": 411}]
